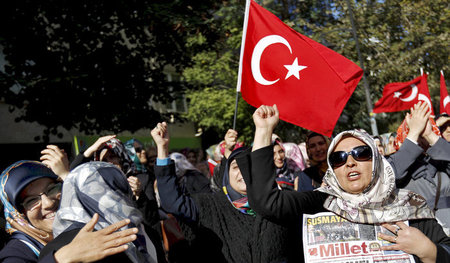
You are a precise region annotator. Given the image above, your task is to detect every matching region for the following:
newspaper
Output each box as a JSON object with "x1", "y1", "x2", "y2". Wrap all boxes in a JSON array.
[{"x1": 303, "y1": 212, "x2": 415, "y2": 263}]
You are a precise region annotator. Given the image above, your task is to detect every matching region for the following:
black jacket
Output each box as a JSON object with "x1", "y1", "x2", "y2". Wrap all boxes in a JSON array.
[{"x1": 156, "y1": 160, "x2": 298, "y2": 262}]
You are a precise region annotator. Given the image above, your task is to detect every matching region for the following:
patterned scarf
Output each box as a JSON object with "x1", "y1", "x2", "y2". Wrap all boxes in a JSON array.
[
  {"x1": 0, "y1": 161, "x2": 56, "y2": 256},
  {"x1": 283, "y1": 142, "x2": 306, "y2": 172},
  {"x1": 275, "y1": 161, "x2": 296, "y2": 190},
  {"x1": 53, "y1": 162, "x2": 157, "y2": 263},
  {"x1": 317, "y1": 129, "x2": 434, "y2": 224},
  {"x1": 125, "y1": 139, "x2": 148, "y2": 173},
  {"x1": 94, "y1": 138, "x2": 137, "y2": 176}
]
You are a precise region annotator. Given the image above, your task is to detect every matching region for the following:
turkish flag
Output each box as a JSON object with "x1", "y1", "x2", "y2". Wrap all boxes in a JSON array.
[
  {"x1": 440, "y1": 71, "x2": 450, "y2": 114},
  {"x1": 373, "y1": 74, "x2": 434, "y2": 115},
  {"x1": 236, "y1": 0, "x2": 363, "y2": 136}
]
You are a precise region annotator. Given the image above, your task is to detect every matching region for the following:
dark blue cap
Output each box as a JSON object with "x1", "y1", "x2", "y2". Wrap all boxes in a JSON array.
[{"x1": 2, "y1": 161, "x2": 58, "y2": 209}]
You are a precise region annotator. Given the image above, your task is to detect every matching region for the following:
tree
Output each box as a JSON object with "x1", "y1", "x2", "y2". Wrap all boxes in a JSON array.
[{"x1": 0, "y1": 0, "x2": 222, "y2": 141}]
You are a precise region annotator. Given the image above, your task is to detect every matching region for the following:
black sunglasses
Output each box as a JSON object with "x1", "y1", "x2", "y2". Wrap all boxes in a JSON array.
[{"x1": 329, "y1": 145, "x2": 372, "y2": 168}]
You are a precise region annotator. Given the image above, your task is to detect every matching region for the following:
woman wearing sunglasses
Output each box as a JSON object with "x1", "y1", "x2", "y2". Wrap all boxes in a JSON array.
[
  {"x1": 0, "y1": 160, "x2": 139, "y2": 263},
  {"x1": 238, "y1": 105, "x2": 450, "y2": 263}
]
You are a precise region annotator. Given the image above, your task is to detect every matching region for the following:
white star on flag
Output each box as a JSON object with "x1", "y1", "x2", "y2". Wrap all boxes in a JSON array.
[{"x1": 284, "y1": 58, "x2": 307, "y2": 80}]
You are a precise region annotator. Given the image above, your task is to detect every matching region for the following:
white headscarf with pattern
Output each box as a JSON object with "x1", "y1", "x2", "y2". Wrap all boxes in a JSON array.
[{"x1": 317, "y1": 129, "x2": 434, "y2": 224}]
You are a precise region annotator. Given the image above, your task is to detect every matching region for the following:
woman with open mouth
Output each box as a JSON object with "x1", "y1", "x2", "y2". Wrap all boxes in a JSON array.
[{"x1": 240, "y1": 104, "x2": 450, "y2": 263}]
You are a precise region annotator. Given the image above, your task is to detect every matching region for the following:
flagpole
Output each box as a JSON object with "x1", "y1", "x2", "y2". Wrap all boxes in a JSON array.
[
  {"x1": 236, "y1": 0, "x2": 251, "y2": 92},
  {"x1": 232, "y1": 92, "x2": 239, "y2": 130},
  {"x1": 346, "y1": 0, "x2": 379, "y2": 136},
  {"x1": 234, "y1": 0, "x2": 251, "y2": 130}
]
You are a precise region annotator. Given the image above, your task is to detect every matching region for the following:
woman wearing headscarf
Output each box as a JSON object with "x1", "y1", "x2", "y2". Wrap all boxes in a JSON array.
[
  {"x1": 125, "y1": 139, "x2": 149, "y2": 174},
  {"x1": 296, "y1": 131, "x2": 331, "y2": 192},
  {"x1": 152, "y1": 122, "x2": 299, "y2": 262},
  {"x1": 239, "y1": 105, "x2": 450, "y2": 263},
  {"x1": 0, "y1": 160, "x2": 136, "y2": 263},
  {"x1": 273, "y1": 140, "x2": 300, "y2": 190},
  {"x1": 282, "y1": 142, "x2": 306, "y2": 173},
  {"x1": 39, "y1": 161, "x2": 160, "y2": 263}
]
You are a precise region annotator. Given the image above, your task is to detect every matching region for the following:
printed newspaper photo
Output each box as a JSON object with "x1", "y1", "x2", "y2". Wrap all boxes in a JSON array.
[{"x1": 303, "y1": 212, "x2": 415, "y2": 263}]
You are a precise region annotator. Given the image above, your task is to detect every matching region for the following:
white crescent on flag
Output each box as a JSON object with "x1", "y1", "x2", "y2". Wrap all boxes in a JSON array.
[
  {"x1": 394, "y1": 84, "x2": 418, "y2": 102},
  {"x1": 444, "y1": 96, "x2": 450, "y2": 108},
  {"x1": 251, "y1": 35, "x2": 292, "y2": 86}
]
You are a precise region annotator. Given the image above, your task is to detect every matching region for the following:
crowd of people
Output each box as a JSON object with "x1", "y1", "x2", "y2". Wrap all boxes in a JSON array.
[{"x1": 0, "y1": 101, "x2": 449, "y2": 262}]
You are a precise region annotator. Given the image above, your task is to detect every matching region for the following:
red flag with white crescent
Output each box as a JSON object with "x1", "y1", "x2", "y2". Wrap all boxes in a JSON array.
[
  {"x1": 236, "y1": 0, "x2": 363, "y2": 136},
  {"x1": 373, "y1": 74, "x2": 434, "y2": 115},
  {"x1": 440, "y1": 71, "x2": 450, "y2": 114}
]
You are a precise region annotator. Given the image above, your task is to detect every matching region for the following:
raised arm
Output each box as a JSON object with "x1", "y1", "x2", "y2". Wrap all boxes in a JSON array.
[
  {"x1": 388, "y1": 102, "x2": 431, "y2": 179},
  {"x1": 239, "y1": 105, "x2": 327, "y2": 225},
  {"x1": 70, "y1": 135, "x2": 116, "y2": 170},
  {"x1": 40, "y1": 145, "x2": 70, "y2": 180},
  {"x1": 151, "y1": 122, "x2": 199, "y2": 222}
]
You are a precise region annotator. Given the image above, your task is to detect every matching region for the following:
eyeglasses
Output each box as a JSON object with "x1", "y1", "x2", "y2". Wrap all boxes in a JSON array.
[
  {"x1": 329, "y1": 146, "x2": 372, "y2": 168},
  {"x1": 21, "y1": 182, "x2": 62, "y2": 211}
]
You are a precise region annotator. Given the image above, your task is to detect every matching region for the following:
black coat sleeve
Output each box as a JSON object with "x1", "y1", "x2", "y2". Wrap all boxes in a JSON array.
[
  {"x1": 155, "y1": 163, "x2": 199, "y2": 222},
  {"x1": 237, "y1": 145, "x2": 328, "y2": 225},
  {"x1": 135, "y1": 172, "x2": 160, "y2": 226},
  {"x1": 411, "y1": 219, "x2": 450, "y2": 262}
]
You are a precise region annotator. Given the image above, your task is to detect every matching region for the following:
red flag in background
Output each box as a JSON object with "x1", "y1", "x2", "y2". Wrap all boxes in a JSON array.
[
  {"x1": 236, "y1": 0, "x2": 363, "y2": 136},
  {"x1": 440, "y1": 71, "x2": 450, "y2": 114},
  {"x1": 373, "y1": 74, "x2": 434, "y2": 115}
]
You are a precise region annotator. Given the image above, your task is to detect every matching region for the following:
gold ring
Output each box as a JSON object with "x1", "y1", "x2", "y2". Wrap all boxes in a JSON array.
[{"x1": 394, "y1": 237, "x2": 397, "y2": 243}]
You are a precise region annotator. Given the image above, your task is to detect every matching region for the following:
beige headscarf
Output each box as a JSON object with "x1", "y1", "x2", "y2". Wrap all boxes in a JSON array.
[{"x1": 317, "y1": 129, "x2": 434, "y2": 224}]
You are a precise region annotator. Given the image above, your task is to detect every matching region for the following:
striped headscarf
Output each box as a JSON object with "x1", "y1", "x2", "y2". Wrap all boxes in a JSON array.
[{"x1": 95, "y1": 138, "x2": 137, "y2": 176}]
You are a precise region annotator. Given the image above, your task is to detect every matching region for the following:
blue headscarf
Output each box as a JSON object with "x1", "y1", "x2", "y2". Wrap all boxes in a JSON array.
[
  {"x1": 0, "y1": 161, "x2": 58, "y2": 257},
  {"x1": 125, "y1": 139, "x2": 148, "y2": 173}
]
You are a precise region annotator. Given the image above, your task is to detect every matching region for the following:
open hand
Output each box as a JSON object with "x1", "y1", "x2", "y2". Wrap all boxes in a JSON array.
[
  {"x1": 54, "y1": 213, "x2": 138, "y2": 263},
  {"x1": 406, "y1": 102, "x2": 430, "y2": 142},
  {"x1": 84, "y1": 135, "x2": 116, "y2": 158},
  {"x1": 378, "y1": 221, "x2": 436, "y2": 263},
  {"x1": 40, "y1": 145, "x2": 70, "y2": 180}
]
